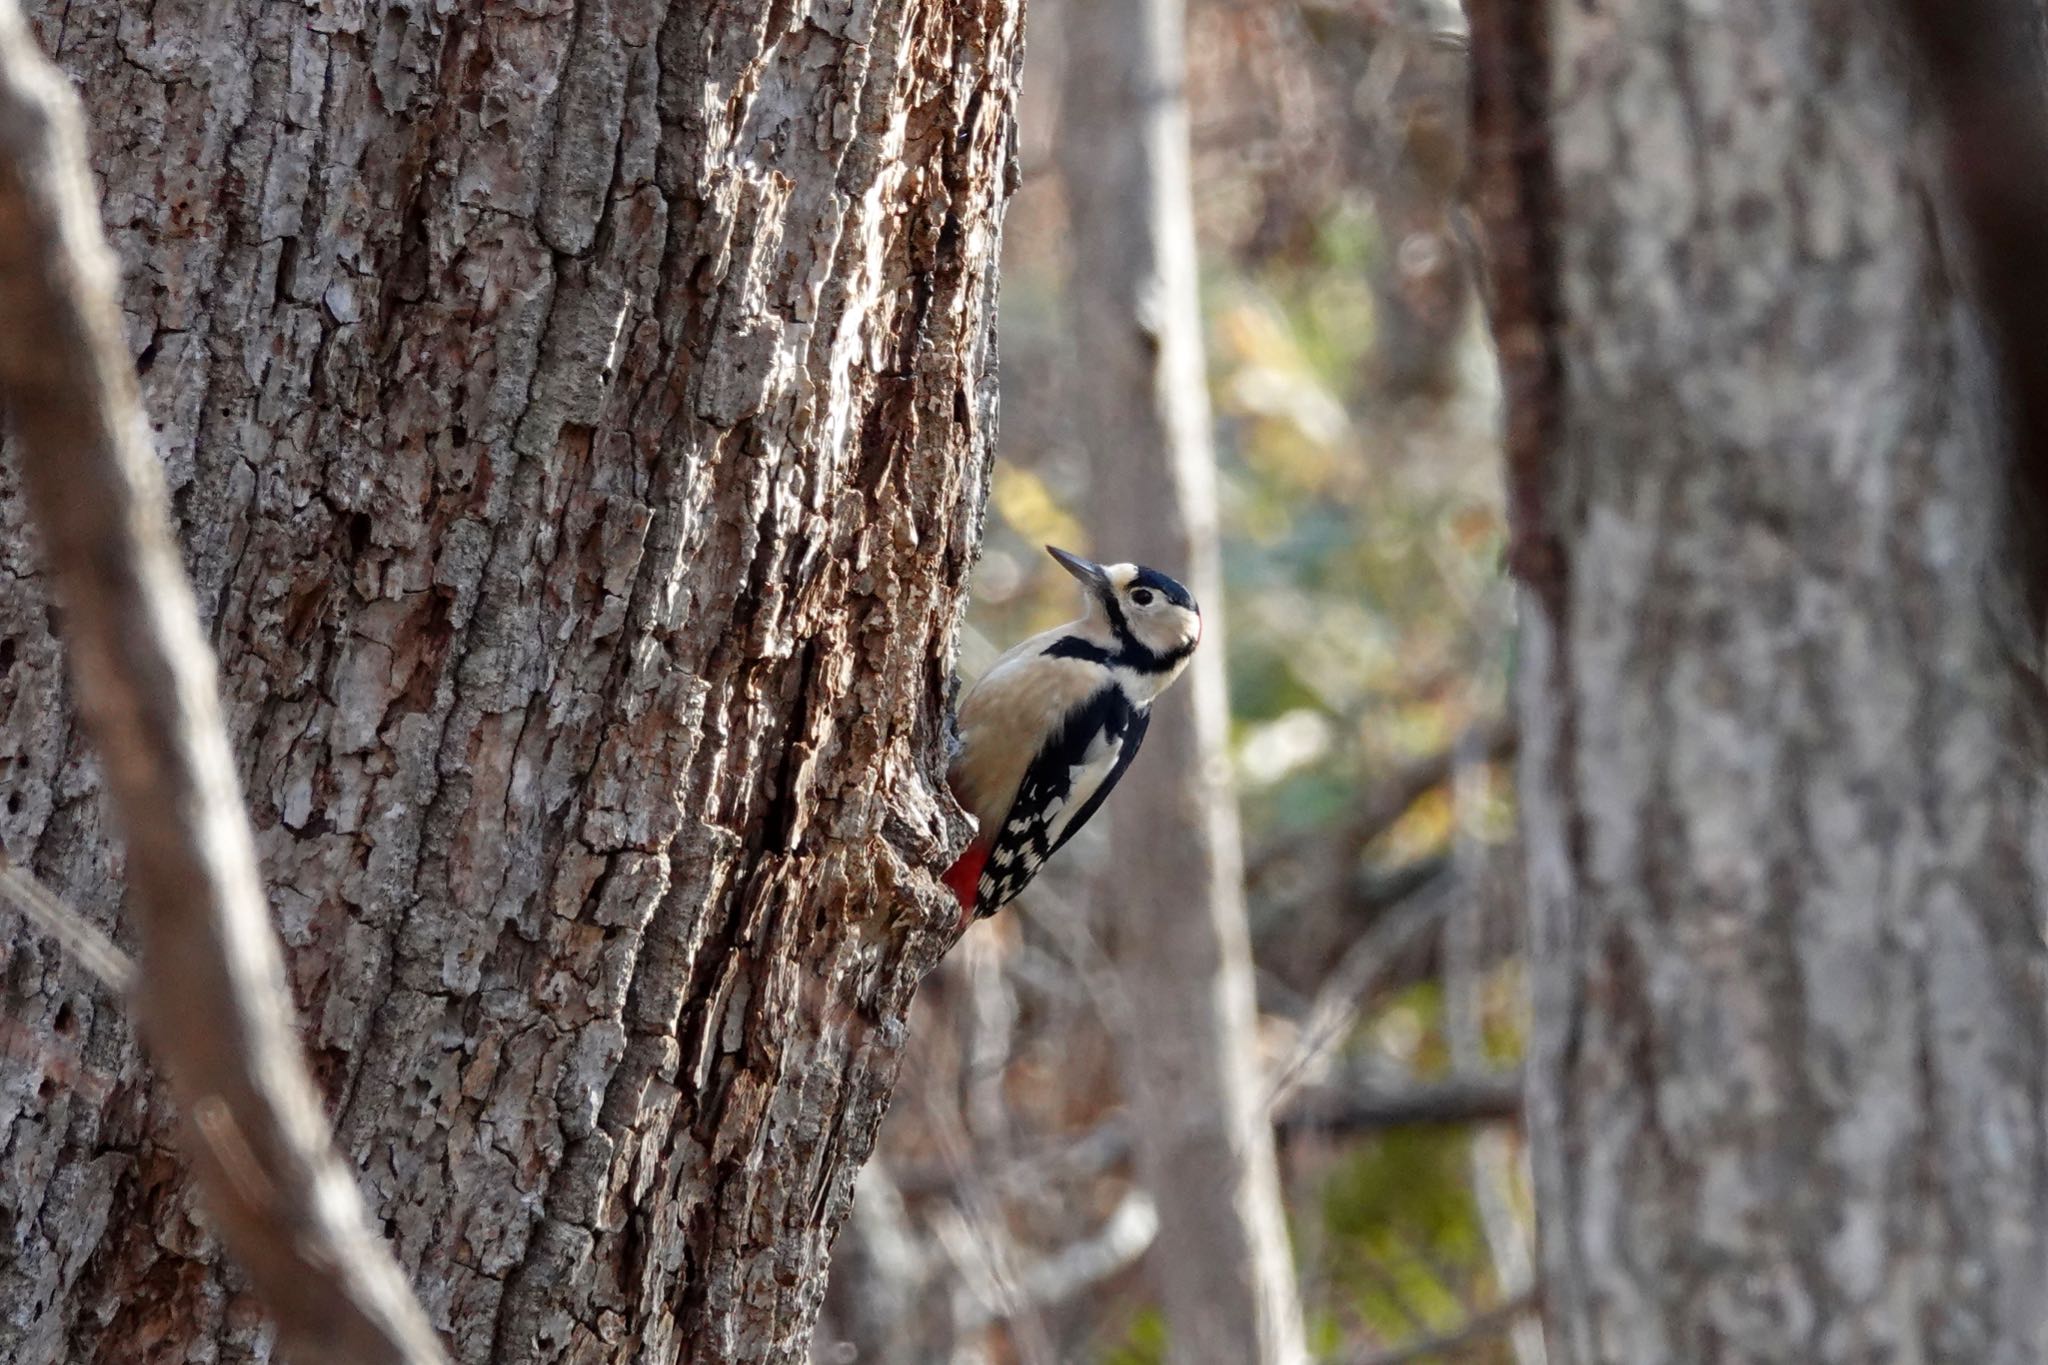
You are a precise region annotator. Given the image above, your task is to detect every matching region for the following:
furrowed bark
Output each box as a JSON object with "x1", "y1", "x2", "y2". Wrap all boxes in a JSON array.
[
  {"x1": 0, "y1": 5, "x2": 444, "y2": 1361},
  {"x1": 0, "y1": 4, "x2": 1022, "y2": 1362},
  {"x1": 1061, "y1": 0, "x2": 1308, "y2": 1359},
  {"x1": 1502, "y1": 3, "x2": 2048, "y2": 1361}
]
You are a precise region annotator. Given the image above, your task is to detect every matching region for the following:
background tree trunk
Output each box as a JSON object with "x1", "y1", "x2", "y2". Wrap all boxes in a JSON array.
[
  {"x1": 1491, "y1": 4, "x2": 2048, "y2": 1362},
  {"x1": 0, "y1": 5, "x2": 1020, "y2": 1363},
  {"x1": 1061, "y1": 1, "x2": 1307, "y2": 1362}
]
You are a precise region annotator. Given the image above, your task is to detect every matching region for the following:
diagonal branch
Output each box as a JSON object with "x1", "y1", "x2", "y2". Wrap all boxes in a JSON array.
[
  {"x1": 1265, "y1": 878, "x2": 1458, "y2": 1112},
  {"x1": 1351, "y1": 1290, "x2": 1540, "y2": 1365},
  {"x1": 0, "y1": 8, "x2": 445, "y2": 1363},
  {"x1": 1246, "y1": 717, "x2": 1516, "y2": 904},
  {"x1": 0, "y1": 859, "x2": 134, "y2": 992},
  {"x1": 1277, "y1": 1071, "x2": 1523, "y2": 1136}
]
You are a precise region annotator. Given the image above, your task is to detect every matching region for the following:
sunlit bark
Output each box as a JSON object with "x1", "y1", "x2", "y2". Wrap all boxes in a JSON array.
[{"x1": 0, "y1": 5, "x2": 1021, "y2": 1361}]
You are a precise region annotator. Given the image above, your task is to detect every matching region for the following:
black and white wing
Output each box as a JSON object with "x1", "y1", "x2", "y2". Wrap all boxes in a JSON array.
[{"x1": 975, "y1": 686, "x2": 1151, "y2": 916}]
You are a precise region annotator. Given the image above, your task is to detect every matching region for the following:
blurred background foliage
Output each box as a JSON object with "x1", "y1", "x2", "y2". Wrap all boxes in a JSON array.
[{"x1": 821, "y1": 1, "x2": 1531, "y2": 1361}]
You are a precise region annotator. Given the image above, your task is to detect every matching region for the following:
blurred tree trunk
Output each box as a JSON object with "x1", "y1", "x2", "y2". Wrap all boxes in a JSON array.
[
  {"x1": 1305, "y1": 0, "x2": 1474, "y2": 398},
  {"x1": 1482, "y1": 3, "x2": 2048, "y2": 1362},
  {"x1": 0, "y1": 5, "x2": 1019, "y2": 1363},
  {"x1": 1061, "y1": 2, "x2": 1307, "y2": 1363}
]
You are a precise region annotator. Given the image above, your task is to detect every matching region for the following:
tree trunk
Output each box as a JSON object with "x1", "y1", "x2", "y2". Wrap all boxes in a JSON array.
[
  {"x1": 1488, "y1": 4, "x2": 2048, "y2": 1362},
  {"x1": 0, "y1": 4, "x2": 1020, "y2": 1363},
  {"x1": 1061, "y1": 2, "x2": 1307, "y2": 1362}
]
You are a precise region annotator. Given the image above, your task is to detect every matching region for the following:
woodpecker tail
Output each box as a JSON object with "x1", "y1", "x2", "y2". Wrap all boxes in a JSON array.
[{"x1": 942, "y1": 842, "x2": 986, "y2": 923}]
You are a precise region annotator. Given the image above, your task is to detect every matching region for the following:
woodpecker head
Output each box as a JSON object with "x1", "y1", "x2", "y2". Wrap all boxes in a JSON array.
[{"x1": 1046, "y1": 545, "x2": 1203, "y2": 669}]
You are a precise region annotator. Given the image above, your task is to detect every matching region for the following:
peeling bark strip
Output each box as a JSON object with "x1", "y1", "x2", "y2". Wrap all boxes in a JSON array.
[
  {"x1": 0, "y1": 6, "x2": 444, "y2": 1362},
  {"x1": 1515, "y1": 4, "x2": 2048, "y2": 1363},
  {"x1": 0, "y1": 3, "x2": 1021, "y2": 1363},
  {"x1": 1892, "y1": 0, "x2": 2048, "y2": 632},
  {"x1": 1465, "y1": 0, "x2": 1561, "y2": 607}
]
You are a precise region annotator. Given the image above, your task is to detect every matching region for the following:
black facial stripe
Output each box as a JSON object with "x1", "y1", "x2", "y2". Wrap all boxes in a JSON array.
[
  {"x1": 1046, "y1": 624, "x2": 1193, "y2": 675},
  {"x1": 1096, "y1": 594, "x2": 1165, "y2": 670},
  {"x1": 1044, "y1": 636, "x2": 1114, "y2": 665},
  {"x1": 1141, "y1": 637, "x2": 1198, "y2": 671},
  {"x1": 1100, "y1": 589, "x2": 1133, "y2": 642}
]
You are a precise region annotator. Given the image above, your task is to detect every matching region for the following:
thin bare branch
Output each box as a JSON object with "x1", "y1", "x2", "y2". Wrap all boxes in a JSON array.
[
  {"x1": 1265, "y1": 876, "x2": 1458, "y2": 1112},
  {"x1": 954, "y1": 1188, "x2": 1160, "y2": 1331},
  {"x1": 1278, "y1": 1072, "x2": 1522, "y2": 1135},
  {"x1": 1351, "y1": 1290, "x2": 1540, "y2": 1365},
  {"x1": 1246, "y1": 717, "x2": 1516, "y2": 900},
  {"x1": 923, "y1": 1071, "x2": 1061, "y2": 1365},
  {"x1": 0, "y1": 8, "x2": 444, "y2": 1362},
  {"x1": 1446, "y1": 735, "x2": 1544, "y2": 1365},
  {"x1": 0, "y1": 861, "x2": 134, "y2": 992}
]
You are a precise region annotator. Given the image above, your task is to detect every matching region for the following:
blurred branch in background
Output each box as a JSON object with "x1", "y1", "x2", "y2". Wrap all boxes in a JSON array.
[
  {"x1": 1279, "y1": 1072, "x2": 1520, "y2": 1136},
  {"x1": 0, "y1": 5, "x2": 444, "y2": 1361},
  {"x1": 1351, "y1": 1289, "x2": 1538, "y2": 1365},
  {"x1": 1446, "y1": 730, "x2": 1542, "y2": 1365},
  {"x1": 0, "y1": 860, "x2": 135, "y2": 994},
  {"x1": 1250, "y1": 716, "x2": 1515, "y2": 994},
  {"x1": 1265, "y1": 870, "x2": 1457, "y2": 1112},
  {"x1": 1248, "y1": 716, "x2": 1516, "y2": 899}
]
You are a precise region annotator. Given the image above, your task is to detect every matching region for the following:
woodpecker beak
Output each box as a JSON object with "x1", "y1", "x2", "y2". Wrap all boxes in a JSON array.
[{"x1": 1046, "y1": 545, "x2": 1109, "y2": 591}]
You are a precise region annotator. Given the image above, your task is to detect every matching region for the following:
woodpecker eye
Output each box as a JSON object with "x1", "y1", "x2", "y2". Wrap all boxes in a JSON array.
[{"x1": 1131, "y1": 588, "x2": 1156, "y2": 607}]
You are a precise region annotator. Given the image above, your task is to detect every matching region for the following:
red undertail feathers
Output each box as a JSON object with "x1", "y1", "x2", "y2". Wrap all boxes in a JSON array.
[{"x1": 942, "y1": 841, "x2": 987, "y2": 918}]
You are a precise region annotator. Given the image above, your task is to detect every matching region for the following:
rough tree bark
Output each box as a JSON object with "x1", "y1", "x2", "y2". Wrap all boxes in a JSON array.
[
  {"x1": 1484, "y1": 3, "x2": 2048, "y2": 1362},
  {"x1": 0, "y1": 4, "x2": 1021, "y2": 1363},
  {"x1": 1061, "y1": 1, "x2": 1307, "y2": 1362},
  {"x1": 0, "y1": 7, "x2": 442, "y2": 1360}
]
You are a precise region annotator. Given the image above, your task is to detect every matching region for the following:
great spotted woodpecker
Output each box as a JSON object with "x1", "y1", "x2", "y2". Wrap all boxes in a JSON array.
[{"x1": 944, "y1": 545, "x2": 1203, "y2": 923}]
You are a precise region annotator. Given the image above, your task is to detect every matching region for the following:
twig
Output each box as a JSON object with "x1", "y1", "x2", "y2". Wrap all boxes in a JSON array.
[
  {"x1": 1445, "y1": 731, "x2": 1544, "y2": 1365},
  {"x1": 922, "y1": 1071, "x2": 1061, "y2": 1365},
  {"x1": 1265, "y1": 877, "x2": 1457, "y2": 1112},
  {"x1": 955, "y1": 1187, "x2": 1159, "y2": 1330},
  {"x1": 1352, "y1": 1290, "x2": 1540, "y2": 1365},
  {"x1": 0, "y1": 9, "x2": 445, "y2": 1363},
  {"x1": 1277, "y1": 1072, "x2": 1522, "y2": 1135},
  {"x1": 894, "y1": 1115, "x2": 1134, "y2": 1200},
  {"x1": 0, "y1": 861, "x2": 135, "y2": 992},
  {"x1": 1246, "y1": 717, "x2": 1516, "y2": 902}
]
